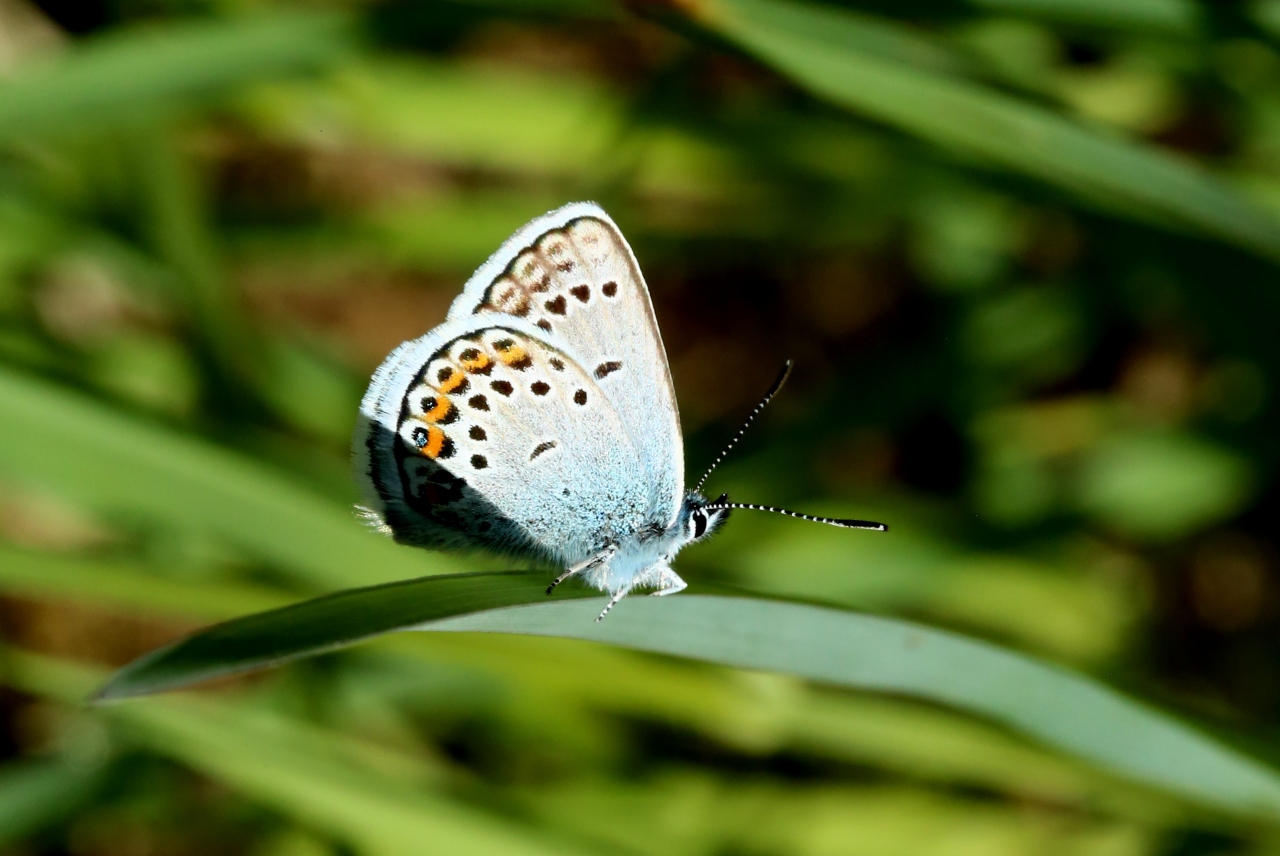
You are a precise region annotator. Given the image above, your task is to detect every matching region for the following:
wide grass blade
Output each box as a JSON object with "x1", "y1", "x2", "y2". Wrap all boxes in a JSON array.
[
  {"x1": 96, "y1": 572, "x2": 590, "y2": 700},
  {"x1": 98, "y1": 572, "x2": 1280, "y2": 820},
  {"x1": 0, "y1": 13, "x2": 353, "y2": 141},
  {"x1": 676, "y1": 0, "x2": 1280, "y2": 262},
  {"x1": 0, "y1": 548, "x2": 1163, "y2": 812},
  {"x1": 968, "y1": 0, "x2": 1200, "y2": 34}
]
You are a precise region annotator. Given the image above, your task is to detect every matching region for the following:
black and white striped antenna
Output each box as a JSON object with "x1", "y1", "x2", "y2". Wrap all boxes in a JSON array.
[
  {"x1": 701, "y1": 501, "x2": 887, "y2": 531},
  {"x1": 694, "y1": 361, "x2": 888, "y2": 533}
]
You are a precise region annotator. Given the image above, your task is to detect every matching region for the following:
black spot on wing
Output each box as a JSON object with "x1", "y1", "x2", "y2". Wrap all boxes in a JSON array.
[
  {"x1": 594, "y1": 361, "x2": 622, "y2": 379},
  {"x1": 469, "y1": 394, "x2": 489, "y2": 410},
  {"x1": 602, "y1": 281, "x2": 618, "y2": 297},
  {"x1": 469, "y1": 425, "x2": 486, "y2": 440},
  {"x1": 570, "y1": 284, "x2": 589, "y2": 303},
  {"x1": 471, "y1": 454, "x2": 488, "y2": 469},
  {"x1": 491, "y1": 380, "x2": 513, "y2": 396},
  {"x1": 531, "y1": 381, "x2": 550, "y2": 396},
  {"x1": 545, "y1": 295, "x2": 567, "y2": 315},
  {"x1": 530, "y1": 441, "x2": 556, "y2": 460},
  {"x1": 573, "y1": 389, "x2": 587, "y2": 406}
]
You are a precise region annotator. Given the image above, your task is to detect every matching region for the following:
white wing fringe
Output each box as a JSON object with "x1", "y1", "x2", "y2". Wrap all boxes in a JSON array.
[{"x1": 354, "y1": 504, "x2": 393, "y2": 535}]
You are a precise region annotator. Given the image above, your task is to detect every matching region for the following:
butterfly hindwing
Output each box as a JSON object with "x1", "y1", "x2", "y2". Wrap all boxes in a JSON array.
[
  {"x1": 447, "y1": 202, "x2": 684, "y2": 526},
  {"x1": 355, "y1": 316, "x2": 652, "y2": 564}
]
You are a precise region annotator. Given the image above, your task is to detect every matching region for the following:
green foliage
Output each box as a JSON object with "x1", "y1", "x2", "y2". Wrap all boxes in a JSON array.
[{"x1": 1, "y1": 0, "x2": 1279, "y2": 853}]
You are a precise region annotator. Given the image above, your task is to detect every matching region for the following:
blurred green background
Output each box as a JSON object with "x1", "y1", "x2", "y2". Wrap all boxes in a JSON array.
[{"x1": 1, "y1": 0, "x2": 1280, "y2": 852}]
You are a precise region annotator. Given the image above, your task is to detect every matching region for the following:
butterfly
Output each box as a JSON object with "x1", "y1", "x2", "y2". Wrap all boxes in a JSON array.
[{"x1": 354, "y1": 202, "x2": 886, "y2": 621}]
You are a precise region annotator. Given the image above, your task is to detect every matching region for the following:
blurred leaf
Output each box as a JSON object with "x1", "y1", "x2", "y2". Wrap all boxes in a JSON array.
[
  {"x1": 1054, "y1": 57, "x2": 1180, "y2": 134},
  {"x1": 241, "y1": 59, "x2": 741, "y2": 198},
  {"x1": 720, "y1": 4, "x2": 969, "y2": 75},
  {"x1": 357, "y1": 191, "x2": 571, "y2": 274},
  {"x1": 1253, "y1": 0, "x2": 1280, "y2": 41},
  {"x1": 969, "y1": 0, "x2": 1201, "y2": 34},
  {"x1": 7, "y1": 652, "x2": 595, "y2": 856},
  {"x1": 962, "y1": 285, "x2": 1087, "y2": 385},
  {"x1": 0, "y1": 546, "x2": 290, "y2": 619},
  {"x1": 262, "y1": 339, "x2": 362, "y2": 443},
  {"x1": 908, "y1": 184, "x2": 1024, "y2": 290},
  {"x1": 0, "y1": 13, "x2": 354, "y2": 141},
  {"x1": 679, "y1": 0, "x2": 1280, "y2": 261},
  {"x1": 97, "y1": 573, "x2": 1280, "y2": 821},
  {"x1": 88, "y1": 332, "x2": 199, "y2": 416},
  {"x1": 130, "y1": 126, "x2": 265, "y2": 417},
  {"x1": 1074, "y1": 431, "x2": 1254, "y2": 540},
  {"x1": 0, "y1": 366, "x2": 458, "y2": 588},
  {"x1": 0, "y1": 757, "x2": 102, "y2": 845},
  {"x1": 521, "y1": 772, "x2": 1153, "y2": 856}
]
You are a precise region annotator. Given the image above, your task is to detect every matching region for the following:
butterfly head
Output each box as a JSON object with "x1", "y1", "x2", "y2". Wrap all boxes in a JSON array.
[{"x1": 678, "y1": 492, "x2": 732, "y2": 546}]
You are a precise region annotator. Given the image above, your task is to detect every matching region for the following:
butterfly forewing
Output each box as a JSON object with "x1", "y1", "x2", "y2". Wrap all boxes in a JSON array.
[
  {"x1": 448, "y1": 203, "x2": 684, "y2": 526},
  {"x1": 356, "y1": 316, "x2": 652, "y2": 566}
]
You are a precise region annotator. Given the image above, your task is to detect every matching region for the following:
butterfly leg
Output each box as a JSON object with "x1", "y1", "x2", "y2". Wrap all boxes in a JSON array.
[
  {"x1": 548, "y1": 544, "x2": 617, "y2": 595},
  {"x1": 596, "y1": 582, "x2": 638, "y2": 622},
  {"x1": 648, "y1": 567, "x2": 688, "y2": 597}
]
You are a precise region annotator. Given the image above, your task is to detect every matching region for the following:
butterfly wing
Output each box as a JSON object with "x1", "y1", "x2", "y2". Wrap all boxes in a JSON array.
[
  {"x1": 354, "y1": 315, "x2": 653, "y2": 566},
  {"x1": 446, "y1": 202, "x2": 684, "y2": 527}
]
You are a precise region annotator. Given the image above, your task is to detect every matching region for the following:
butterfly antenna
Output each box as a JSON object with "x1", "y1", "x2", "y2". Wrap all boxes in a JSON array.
[
  {"x1": 702, "y1": 502, "x2": 888, "y2": 532},
  {"x1": 692, "y1": 361, "x2": 793, "y2": 495}
]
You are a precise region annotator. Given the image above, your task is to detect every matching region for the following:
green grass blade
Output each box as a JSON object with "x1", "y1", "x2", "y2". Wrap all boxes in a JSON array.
[
  {"x1": 0, "y1": 367, "x2": 456, "y2": 587},
  {"x1": 131, "y1": 125, "x2": 268, "y2": 418},
  {"x1": 968, "y1": 0, "x2": 1200, "y2": 34},
  {"x1": 0, "y1": 13, "x2": 353, "y2": 140},
  {"x1": 0, "y1": 547, "x2": 290, "y2": 619},
  {"x1": 96, "y1": 572, "x2": 1280, "y2": 820},
  {"x1": 684, "y1": 0, "x2": 1280, "y2": 261},
  {"x1": 95, "y1": 572, "x2": 587, "y2": 700}
]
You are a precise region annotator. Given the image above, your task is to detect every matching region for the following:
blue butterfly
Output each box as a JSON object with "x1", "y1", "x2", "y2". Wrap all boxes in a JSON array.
[{"x1": 354, "y1": 203, "x2": 886, "y2": 620}]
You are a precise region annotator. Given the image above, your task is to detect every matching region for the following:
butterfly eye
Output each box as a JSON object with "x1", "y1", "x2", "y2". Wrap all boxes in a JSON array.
[{"x1": 691, "y1": 509, "x2": 708, "y2": 539}]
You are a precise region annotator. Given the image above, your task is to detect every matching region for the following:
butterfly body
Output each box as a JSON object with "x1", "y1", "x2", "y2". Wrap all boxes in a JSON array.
[
  {"x1": 355, "y1": 202, "x2": 881, "y2": 620},
  {"x1": 568, "y1": 489, "x2": 729, "y2": 598}
]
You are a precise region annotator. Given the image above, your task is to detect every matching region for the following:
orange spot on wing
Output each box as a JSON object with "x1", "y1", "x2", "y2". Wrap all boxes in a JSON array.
[
  {"x1": 424, "y1": 397, "x2": 453, "y2": 422},
  {"x1": 439, "y1": 370, "x2": 467, "y2": 393},
  {"x1": 422, "y1": 426, "x2": 447, "y2": 459},
  {"x1": 497, "y1": 343, "x2": 528, "y2": 366},
  {"x1": 460, "y1": 351, "x2": 490, "y2": 373}
]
